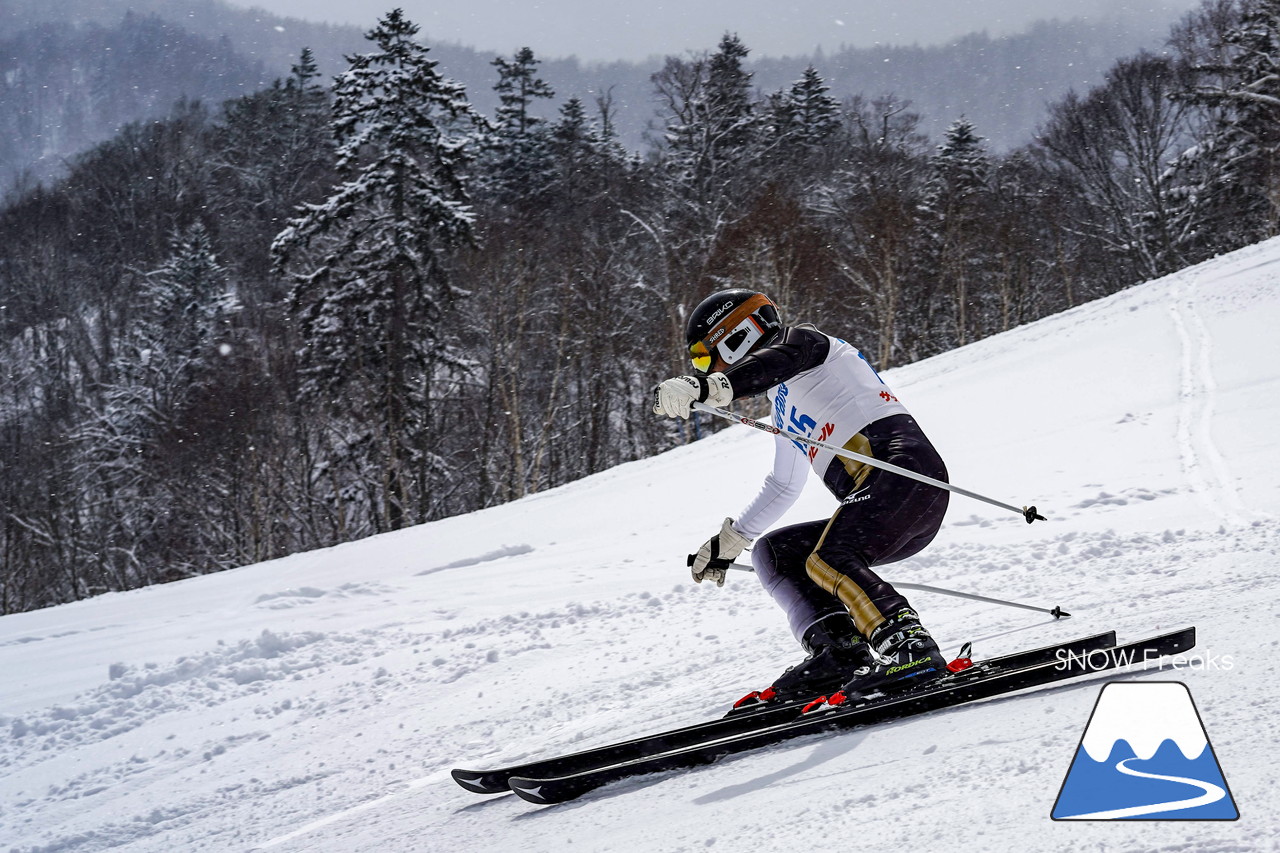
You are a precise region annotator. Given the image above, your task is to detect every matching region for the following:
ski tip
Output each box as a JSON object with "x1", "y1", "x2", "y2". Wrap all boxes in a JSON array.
[
  {"x1": 509, "y1": 776, "x2": 556, "y2": 805},
  {"x1": 451, "y1": 768, "x2": 508, "y2": 795}
]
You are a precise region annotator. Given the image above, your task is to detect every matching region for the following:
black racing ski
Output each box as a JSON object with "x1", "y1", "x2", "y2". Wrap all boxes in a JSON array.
[
  {"x1": 506, "y1": 626, "x2": 1194, "y2": 805},
  {"x1": 452, "y1": 630, "x2": 1116, "y2": 795}
]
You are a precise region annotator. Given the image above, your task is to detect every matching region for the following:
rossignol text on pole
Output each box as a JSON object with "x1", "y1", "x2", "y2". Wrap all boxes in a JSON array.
[{"x1": 691, "y1": 401, "x2": 1048, "y2": 524}]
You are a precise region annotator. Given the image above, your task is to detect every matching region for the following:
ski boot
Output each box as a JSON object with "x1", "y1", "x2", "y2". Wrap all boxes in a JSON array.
[
  {"x1": 733, "y1": 614, "x2": 874, "y2": 711},
  {"x1": 838, "y1": 607, "x2": 946, "y2": 700}
]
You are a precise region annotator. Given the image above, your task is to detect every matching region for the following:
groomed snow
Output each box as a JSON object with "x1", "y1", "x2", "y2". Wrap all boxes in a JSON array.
[{"x1": 3, "y1": 238, "x2": 1279, "y2": 851}]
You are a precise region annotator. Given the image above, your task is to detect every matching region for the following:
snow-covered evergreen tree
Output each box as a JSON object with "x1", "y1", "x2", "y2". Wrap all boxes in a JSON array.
[
  {"x1": 655, "y1": 33, "x2": 763, "y2": 203},
  {"x1": 138, "y1": 221, "x2": 233, "y2": 361},
  {"x1": 547, "y1": 96, "x2": 602, "y2": 207},
  {"x1": 492, "y1": 47, "x2": 554, "y2": 137},
  {"x1": 705, "y1": 33, "x2": 756, "y2": 153},
  {"x1": 210, "y1": 47, "x2": 334, "y2": 285},
  {"x1": 928, "y1": 118, "x2": 989, "y2": 201},
  {"x1": 480, "y1": 46, "x2": 556, "y2": 205},
  {"x1": 919, "y1": 117, "x2": 992, "y2": 348},
  {"x1": 812, "y1": 95, "x2": 929, "y2": 367},
  {"x1": 72, "y1": 221, "x2": 236, "y2": 592},
  {"x1": 550, "y1": 97, "x2": 593, "y2": 153},
  {"x1": 650, "y1": 32, "x2": 772, "y2": 304},
  {"x1": 271, "y1": 9, "x2": 483, "y2": 532},
  {"x1": 772, "y1": 66, "x2": 841, "y2": 150},
  {"x1": 1172, "y1": 0, "x2": 1280, "y2": 250},
  {"x1": 290, "y1": 47, "x2": 321, "y2": 92}
]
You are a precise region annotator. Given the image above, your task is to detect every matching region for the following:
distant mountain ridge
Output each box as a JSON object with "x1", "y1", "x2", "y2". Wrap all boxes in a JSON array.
[
  {"x1": 1, "y1": 0, "x2": 1190, "y2": 190},
  {"x1": 0, "y1": 13, "x2": 269, "y2": 189}
]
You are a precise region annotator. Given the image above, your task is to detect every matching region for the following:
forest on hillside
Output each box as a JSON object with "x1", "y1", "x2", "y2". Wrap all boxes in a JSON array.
[
  {"x1": 1, "y1": 0, "x2": 1277, "y2": 613},
  {"x1": 1, "y1": 0, "x2": 1188, "y2": 189}
]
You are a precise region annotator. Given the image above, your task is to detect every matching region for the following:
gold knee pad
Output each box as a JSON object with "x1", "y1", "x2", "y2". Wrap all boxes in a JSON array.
[{"x1": 805, "y1": 552, "x2": 886, "y2": 637}]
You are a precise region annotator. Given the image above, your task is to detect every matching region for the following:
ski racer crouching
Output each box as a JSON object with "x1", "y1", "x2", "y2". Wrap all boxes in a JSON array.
[{"x1": 652, "y1": 289, "x2": 952, "y2": 704}]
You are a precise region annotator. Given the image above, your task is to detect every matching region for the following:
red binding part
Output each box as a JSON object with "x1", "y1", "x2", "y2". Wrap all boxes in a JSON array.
[
  {"x1": 800, "y1": 696, "x2": 829, "y2": 714},
  {"x1": 732, "y1": 690, "x2": 762, "y2": 709},
  {"x1": 946, "y1": 657, "x2": 973, "y2": 673}
]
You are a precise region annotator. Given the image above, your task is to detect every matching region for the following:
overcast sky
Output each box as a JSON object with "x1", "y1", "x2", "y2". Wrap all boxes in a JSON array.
[{"x1": 225, "y1": 0, "x2": 1200, "y2": 63}]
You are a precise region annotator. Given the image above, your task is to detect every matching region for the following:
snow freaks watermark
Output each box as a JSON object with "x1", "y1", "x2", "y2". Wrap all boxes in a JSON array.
[
  {"x1": 1051, "y1": 682, "x2": 1238, "y2": 820},
  {"x1": 1054, "y1": 647, "x2": 1235, "y2": 672}
]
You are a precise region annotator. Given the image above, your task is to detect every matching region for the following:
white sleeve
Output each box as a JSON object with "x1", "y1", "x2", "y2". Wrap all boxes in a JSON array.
[{"x1": 733, "y1": 432, "x2": 809, "y2": 539}]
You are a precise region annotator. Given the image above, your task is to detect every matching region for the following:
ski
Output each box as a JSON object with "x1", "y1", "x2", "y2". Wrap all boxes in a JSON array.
[
  {"x1": 506, "y1": 626, "x2": 1194, "y2": 805},
  {"x1": 451, "y1": 629, "x2": 1116, "y2": 795}
]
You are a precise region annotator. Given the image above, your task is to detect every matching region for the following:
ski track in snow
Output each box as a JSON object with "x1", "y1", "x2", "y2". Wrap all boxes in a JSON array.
[
  {"x1": 1168, "y1": 273, "x2": 1250, "y2": 527},
  {"x1": 4, "y1": 238, "x2": 1280, "y2": 852},
  {"x1": 416, "y1": 544, "x2": 536, "y2": 576}
]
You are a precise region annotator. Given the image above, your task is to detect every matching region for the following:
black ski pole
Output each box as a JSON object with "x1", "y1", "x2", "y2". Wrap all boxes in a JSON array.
[
  {"x1": 726, "y1": 562, "x2": 1070, "y2": 619},
  {"x1": 692, "y1": 402, "x2": 1047, "y2": 524}
]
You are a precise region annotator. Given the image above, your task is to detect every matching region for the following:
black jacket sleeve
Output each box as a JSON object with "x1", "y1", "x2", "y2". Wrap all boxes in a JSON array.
[{"x1": 722, "y1": 325, "x2": 830, "y2": 398}]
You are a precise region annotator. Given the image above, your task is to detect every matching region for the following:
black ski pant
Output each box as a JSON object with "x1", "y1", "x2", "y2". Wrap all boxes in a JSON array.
[{"x1": 751, "y1": 414, "x2": 949, "y2": 643}]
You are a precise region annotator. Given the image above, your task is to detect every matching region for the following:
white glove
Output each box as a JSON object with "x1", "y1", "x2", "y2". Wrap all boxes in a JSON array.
[
  {"x1": 688, "y1": 517, "x2": 753, "y2": 587},
  {"x1": 651, "y1": 372, "x2": 733, "y2": 419}
]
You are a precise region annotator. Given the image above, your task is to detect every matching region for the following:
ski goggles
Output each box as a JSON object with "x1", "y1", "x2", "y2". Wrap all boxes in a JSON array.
[
  {"x1": 689, "y1": 339, "x2": 715, "y2": 373},
  {"x1": 689, "y1": 314, "x2": 767, "y2": 373}
]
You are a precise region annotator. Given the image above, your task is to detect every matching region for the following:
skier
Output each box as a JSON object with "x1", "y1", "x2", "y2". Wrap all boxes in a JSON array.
[{"x1": 652, "y1": 289, "x2": 951, "y2": 704}]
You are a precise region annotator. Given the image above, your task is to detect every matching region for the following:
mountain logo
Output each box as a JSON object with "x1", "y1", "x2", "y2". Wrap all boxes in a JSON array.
[{"x1": 1051, "y1": 681, "x2": 1238, "y2": 821}]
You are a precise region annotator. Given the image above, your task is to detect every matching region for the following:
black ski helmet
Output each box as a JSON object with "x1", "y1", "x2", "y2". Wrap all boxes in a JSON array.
[{"x1": 685, "y1": 289, "x2": 783, "y2": 374}]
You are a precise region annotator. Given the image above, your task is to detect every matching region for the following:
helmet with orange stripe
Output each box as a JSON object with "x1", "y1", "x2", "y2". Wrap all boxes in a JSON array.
[{"x1": 685, "y1": 289, "x2": 783, "y2": 375}]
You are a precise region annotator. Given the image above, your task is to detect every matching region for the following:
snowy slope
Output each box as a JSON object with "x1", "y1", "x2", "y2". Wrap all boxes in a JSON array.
[{"x1": 3, "y1": 239, "x2": 1279, "y2": 852}]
